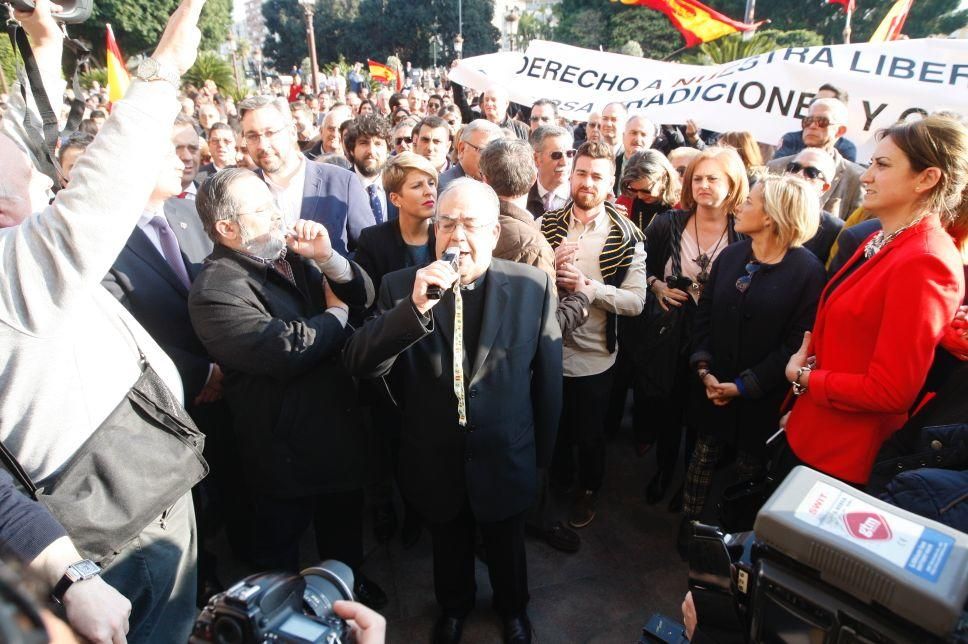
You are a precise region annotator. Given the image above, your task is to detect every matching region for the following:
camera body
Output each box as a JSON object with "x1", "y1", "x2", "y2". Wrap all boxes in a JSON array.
[
  {"x1": 5, "y1": 0, "x2": 92, "y2": 23},
  {"x1": 191, "y1": 561, "x2": 354, "y2": 644},
  {"x1": 664, "y1": 275, "x2": 694, "y2": 292}
]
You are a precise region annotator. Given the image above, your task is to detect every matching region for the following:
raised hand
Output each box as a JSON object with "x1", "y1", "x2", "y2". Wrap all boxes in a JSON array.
[{"x1": 150, "y1": 0, "x2": 206, "y2": 76}]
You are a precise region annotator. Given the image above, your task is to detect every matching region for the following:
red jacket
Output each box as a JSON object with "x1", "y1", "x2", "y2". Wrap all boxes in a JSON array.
[{"x1": 787, "y1": 214, "x2": 964, "y2": 483}]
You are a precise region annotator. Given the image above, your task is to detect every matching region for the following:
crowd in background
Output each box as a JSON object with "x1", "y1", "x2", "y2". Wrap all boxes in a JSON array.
[{"x1": 0, "y1": 1, "x2": 967, "y2": 642}]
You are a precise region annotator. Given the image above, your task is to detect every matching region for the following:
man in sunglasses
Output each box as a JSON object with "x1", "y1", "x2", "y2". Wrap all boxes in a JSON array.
[
  {"x1": 767, "y1": 98, "x2": 864, "y2": 220},
  {"x1": 785, "y1": 148, "x2": 845, "y2": 265},
  {"x1": 773, "y1": 84, "x2": 857, "y2": 162},
  {"x1": 527, "y1": 125, "x2": 576, "y2": 218}
]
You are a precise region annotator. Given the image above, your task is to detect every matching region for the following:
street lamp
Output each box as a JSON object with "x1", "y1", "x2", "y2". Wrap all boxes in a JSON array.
[
  {"x1": 227, "y1": 33, "x2": 241, "y2": 90},
  {"x1": 504, "y1": 7, "x2": 521, "y2": 51},
  {"x1": 453, "y1": 32, "x2": 464, "y2": 59},
  {"x1": 253, "y1": 49, "x2": 264, "y2": 91},
  {"x1": 297, "y1": 0, "x2": 320, "y2": 94}
]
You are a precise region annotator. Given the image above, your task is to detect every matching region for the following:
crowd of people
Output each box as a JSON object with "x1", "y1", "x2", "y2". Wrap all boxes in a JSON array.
[{"x1": 0, "y1": 0, "x2": 966, "y2": 643}]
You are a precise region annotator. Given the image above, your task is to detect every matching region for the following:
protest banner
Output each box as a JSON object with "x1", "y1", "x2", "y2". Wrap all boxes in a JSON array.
[{"x1": 450, "y1": 38, "x2": 968, "y2": 159}]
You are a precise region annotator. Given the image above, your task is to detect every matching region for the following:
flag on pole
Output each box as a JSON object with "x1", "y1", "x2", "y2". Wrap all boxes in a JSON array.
[
  {"x1": 870, "y1": 0, "x2": 913, "y2": 42},
  {"x1": 106, "y1": 24, "x2": 129, "y2": 103},
  {"x1": 827, "y1": 0, "x2": 856, "y2": 11},
  {"x1": 613, "y1": 0, "x2": 765, "y2": 48},
  {"x1": 367, "y1": 59, "x2": 396, "y2": 85}
]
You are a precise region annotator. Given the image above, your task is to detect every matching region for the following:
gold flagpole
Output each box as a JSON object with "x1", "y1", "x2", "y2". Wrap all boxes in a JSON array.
[{"x1": 843, "y1": 1, "x2": 853, "y2": 43}]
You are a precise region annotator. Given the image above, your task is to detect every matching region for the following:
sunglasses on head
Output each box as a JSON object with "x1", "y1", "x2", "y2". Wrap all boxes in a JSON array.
[
  {"x1": 549, "y1": 150, "x2": 577, "y2": 160},
  {"x1": 801, "y1": 116, "x2": 832, "y2": 129},
  {"x1": 735, "y1": 261, "x2": 763, "y2": 293},
  {"x1": 786, "y1": 162, "x2": 826, "y2": 182}
]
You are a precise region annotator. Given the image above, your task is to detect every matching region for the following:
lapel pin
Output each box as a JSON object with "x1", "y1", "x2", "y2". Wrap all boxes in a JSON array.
[{"x1": 179, "y1": 222, "x2": 188, "y2": 229}]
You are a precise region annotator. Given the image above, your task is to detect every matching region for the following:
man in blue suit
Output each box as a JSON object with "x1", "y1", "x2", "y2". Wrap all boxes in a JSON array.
[{"x1": 239, "y1": 95, "x2": 375, "y2": 257}]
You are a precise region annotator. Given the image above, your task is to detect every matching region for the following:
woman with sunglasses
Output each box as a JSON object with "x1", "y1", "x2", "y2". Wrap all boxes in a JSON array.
[
  {"x1": 677, "y1": 175, "x2": 826, "y2": 553},
  {"x1": 778, "y1": 115, "x2": 967, "y2": 486},
  {"x1": 606, "y1": 151, "x2": 682, "y2": 451},
  {"x1": 638, "y1": 147, "x2": 748, "y2": 509}
]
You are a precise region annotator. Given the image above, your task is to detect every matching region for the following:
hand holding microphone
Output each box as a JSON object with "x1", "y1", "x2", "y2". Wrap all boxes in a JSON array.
[{"x1": 412, "y1": 247, "x2": 460, "y2": 315}]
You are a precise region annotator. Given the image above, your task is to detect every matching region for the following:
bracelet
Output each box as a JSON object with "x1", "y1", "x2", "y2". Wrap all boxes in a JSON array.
[
  {"x1": 792, "y1": 365, "x2": 811, "y2": 396},
  {"x1": 647, "y1": 276, "x2": 659, "y2": 291},
  {"x1": 697, "y1": 368, "x2": 710, "y2": 382}
]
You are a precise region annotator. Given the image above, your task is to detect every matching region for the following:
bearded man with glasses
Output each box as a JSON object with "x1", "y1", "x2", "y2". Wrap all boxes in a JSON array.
[{"x1": 768, "y1": 98, "x2": 865, "y2": 220}]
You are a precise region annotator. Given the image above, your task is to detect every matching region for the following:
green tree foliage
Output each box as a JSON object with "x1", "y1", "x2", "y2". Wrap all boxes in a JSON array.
[
  {"x1": 0, "y1": 37, "x2": 19, "y2": 90},
  {"x1": 262, "y1": 0, "x2": 498, "y2": 73},
  {"x1": 71, "y1": 0, "x2": 231, "y2": 60},
  {"x1": 607, "y1": 7, "x2": 683, "y2": 59},
  {"x1": 182, "y1": 51, "x2": 235, "y2": 92}
]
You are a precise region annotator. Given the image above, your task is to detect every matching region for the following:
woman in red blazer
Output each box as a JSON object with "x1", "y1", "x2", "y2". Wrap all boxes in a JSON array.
[{"x1": 781, "y1": 115, "x2": 967, "y2": 484}]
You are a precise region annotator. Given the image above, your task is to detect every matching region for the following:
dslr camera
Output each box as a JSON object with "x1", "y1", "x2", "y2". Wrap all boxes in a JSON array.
[
  {"x1": 4, "y1": 0, "x2": 91, "y2": 23},
  {"x1": 191, "y1": 560, "x2": 355, "y2": 644}
]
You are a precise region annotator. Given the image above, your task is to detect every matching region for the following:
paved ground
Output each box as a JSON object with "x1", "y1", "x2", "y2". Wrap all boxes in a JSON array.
[{"x1": 215, "y1": 399, "x2": 694, "y2": 643}]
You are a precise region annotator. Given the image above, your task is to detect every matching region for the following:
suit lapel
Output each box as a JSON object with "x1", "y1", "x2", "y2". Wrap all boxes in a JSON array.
[
  {"x1": 300, "y1": 162, "x2": 319, "y2": 221},
  {"x1": 470, "y1": 268, "x2": 508, "y2": 384},
  {"x1": 127, "y1": 227, "x2": 190, "y2": 297}
]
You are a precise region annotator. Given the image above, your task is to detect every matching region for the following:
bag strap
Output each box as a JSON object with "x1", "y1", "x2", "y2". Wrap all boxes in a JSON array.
[
  {"x1": 0, "y1": 438, "x2": 39, "y2": 499},
  {"x1": 6, "y1": 21, "x2": 91, "y2": 191}
]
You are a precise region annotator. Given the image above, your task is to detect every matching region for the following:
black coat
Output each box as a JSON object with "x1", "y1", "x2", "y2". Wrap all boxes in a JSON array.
[
  {"x1": 342, "y1": 259, "x2": 563, "y2": 524},
  {"x1": 802, "y1": 210, "x2": 844, "y2": 267},
  {"x1": 188, "y1": 245, "x2": 373, "y2": 497},
  {"x1": 688, "y1": 240, "x2": 826, "y2": 453},
  {"x1": 354, "y1": 219, "x2": 436, "y2": 300}
]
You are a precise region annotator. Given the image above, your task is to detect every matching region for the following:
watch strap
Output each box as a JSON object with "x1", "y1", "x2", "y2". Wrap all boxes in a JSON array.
[{"x1": 51, "y1": 560, "x2": 100, "y2": 604}]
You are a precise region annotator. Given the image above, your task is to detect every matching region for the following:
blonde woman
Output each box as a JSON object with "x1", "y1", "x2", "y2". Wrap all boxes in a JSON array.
[{"x1": 677, "y1": 175, "x2": 827, "y2": 553}]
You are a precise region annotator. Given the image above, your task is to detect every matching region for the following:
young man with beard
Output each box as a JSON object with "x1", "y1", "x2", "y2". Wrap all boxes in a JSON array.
[
  {"x1": 239, "y1": 95, "x2": 374, "y2": 256},
  {"x1": 541, "y1": 141, "x2": 647, "y2": 529},
  {"x1": 188, "y1": 168, "x2": 387, "y2": 608},
  {"x1": 344, "y1": 114, "x2": 394, "y2": 223}
]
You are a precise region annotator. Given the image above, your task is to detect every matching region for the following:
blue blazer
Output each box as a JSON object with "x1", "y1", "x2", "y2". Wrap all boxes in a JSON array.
[{"x1": 298, "y1": 160, "x2": 376, "y2": 257}]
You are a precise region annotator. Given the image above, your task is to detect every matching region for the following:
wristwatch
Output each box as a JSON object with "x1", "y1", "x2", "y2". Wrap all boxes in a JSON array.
[
  {"x1": 51, "y1": 559, "x2": 101, "y2": 604},
  {"x1": 136, "y1": 57, "x2": 181, "y2": 89}
]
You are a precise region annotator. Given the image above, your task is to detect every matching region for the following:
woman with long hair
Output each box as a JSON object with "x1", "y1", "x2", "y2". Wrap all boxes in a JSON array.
[
  {"x1": 677, "y1": 175, "x2": 826, "y2": 553},
  {"x1": 717, "y1": 131, "x2": 764, "y2": 185},
  {"x1": 780, "y1": 115, "x2": 967, "y2": 485},
  {"x1": 640, "y1": 147, "x2": 749, "y2": 508}
]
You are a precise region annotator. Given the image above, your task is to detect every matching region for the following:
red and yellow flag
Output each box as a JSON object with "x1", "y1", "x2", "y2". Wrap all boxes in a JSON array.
[
  {"x1": 612, "y1": 0, "x2": 765, "y2": 48},
  {"x1": 106, "y1": 24, "x2": 129, "y2": 103},
  {"x1": 870, "y1": 0, "x2": 913, "y2": 42},
  {"x1": 367, "y1": 59, "x2": 396, "y2": 85}
]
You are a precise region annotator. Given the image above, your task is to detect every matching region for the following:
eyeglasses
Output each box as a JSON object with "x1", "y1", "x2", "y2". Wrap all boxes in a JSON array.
[
  {"x1": 394, "y1": 137, "x2": 412, "y2": 146},
  {"x1": 801, "y1": 116, "x2": 832, "y2": 129},
  {"x1": 586, "y1": 122, "x2": 601, "y2": 130},
  {"x1": 549, "y1": 150, "x2": 577, "y2": 161},
  {"x1": 530, "y1": 115, "x2": 552, "y2": 123},
  {"x1": 462, "y1": 140, "x2": 483, "y2": 152},
  {"x1": 786, "y1": 162, "x2": 826, "y2": 182},
  {"x1": 433, "y1": 216, "x2": 493, "y2": 234},
  {"x1": 735, "y1": 261, "x2": 763, "y2": 293},
  {"x1": 243, "y1": 126, "x2": 287, "y2": 145},
  {"x1": 623, "y1": 182, "x2": 656, "y2": 197}
]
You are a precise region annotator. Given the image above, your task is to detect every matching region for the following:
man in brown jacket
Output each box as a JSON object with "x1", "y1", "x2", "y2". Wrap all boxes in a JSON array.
[{"x1": 479, "y1": 137, "x2": 592, "y2": 554}]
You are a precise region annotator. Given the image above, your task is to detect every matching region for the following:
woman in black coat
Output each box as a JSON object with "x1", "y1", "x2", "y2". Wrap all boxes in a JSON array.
[
  {"x1": 638, "y1": 147, "x2": 749, "y2": 508},
  {"x1": 678, "y1": 175, "x2": 826, "y2": 550}
]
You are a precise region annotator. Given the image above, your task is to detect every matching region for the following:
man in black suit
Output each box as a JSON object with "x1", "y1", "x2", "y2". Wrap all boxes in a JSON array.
[
  {"x1": 239, "y1": 95, "x2": 375, "y2": 257},
  {"x1": 196, "y1": 122, "x2": 238, "y2": 185},
  {"x1": 187, "y1": 168, "x2": 386, "y2": 608},
  {"x1": 344, "y1": 178, "x2": 562, "y2": 644}
]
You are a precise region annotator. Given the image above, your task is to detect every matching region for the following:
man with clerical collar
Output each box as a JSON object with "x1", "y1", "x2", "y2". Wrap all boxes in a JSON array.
[{"x1": 344, "y1": 178, "x2": 562, "y2": 644}]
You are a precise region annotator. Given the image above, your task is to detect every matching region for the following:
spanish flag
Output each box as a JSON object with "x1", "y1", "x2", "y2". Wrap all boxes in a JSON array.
[
  {"x1": 870, "y1": 0, "x2": 913, "y2": 42},
  {"x1": 612, "y1": 0, "x2": 765, "y2": 48},
  {"x1": 367, "y1": 59, "x2": 396, "y2": 85},
  {"x1": 106, "y1": 24, "x2": 129, "y2": 103}
]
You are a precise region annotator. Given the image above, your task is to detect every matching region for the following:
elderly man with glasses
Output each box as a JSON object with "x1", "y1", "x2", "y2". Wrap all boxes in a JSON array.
[
  {"x1": 768, "y1": 98, "x2": 865, "y2": 220},
  {"x1": 527, "y1": 125, "x2": 576, "y2": 218},
  {"x1": 784, "y1": 147, "x2": 845, "y2": 265},
  {"x1": 344, "y1": 178, "x2": 562, "y2": 644}
]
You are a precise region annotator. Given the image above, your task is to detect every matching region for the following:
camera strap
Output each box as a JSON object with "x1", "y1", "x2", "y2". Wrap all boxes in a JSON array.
[{"x1": 6, "y1": 20, "x2": 90, "y2": 189}]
